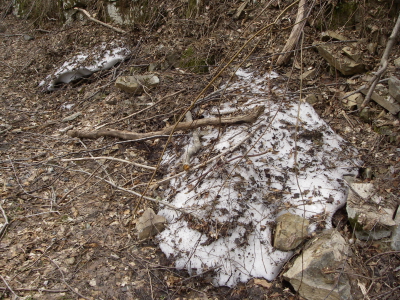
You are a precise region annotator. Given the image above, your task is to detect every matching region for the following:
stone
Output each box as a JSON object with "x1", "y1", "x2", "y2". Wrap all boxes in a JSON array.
[
  {"x1": 342, "y1": 46, "x2": 361, "y2": 62},
  {"x1": 321, "y1": 31, "x2": 350, "y2": 42},
  {"x1": 394, "y1": 57, "x2": 400, "y2": 68},
  {"x1": 360, "y1": 89, "x2": 400, "y2": 114},
  {"x1": 388, "y1": 76, "x2": 400, "y2": 102},
  {"x1": 62, "y1": 112, "x2": 82, "y2": 122},
  {"x1": 304, "y1": 94, "x2": 319, "y2": 105},
  {"x1": 136, "y1": 208, "x2": 166, "y2": 240},
  {"x1": 315, "y1": 43, "x2": 365, "y2": 76},
  {"x1": 283, "y1": 230, "x2": 353, "y2": 300},
  {"x1": 367, "y1": 43, "x2": 377, "y2": 55},
  {"x1": 23, "y1": 34, "x2": 34, "y2": 41},
  {"x1": 342, "y1": 92, "x2": 363, "y2": 110},
  {"x1": 273, "y1": 213, "x2": 309, "y2": 251},
  {"x1": 359, "y1": 107, "x2": 370, "y2": 123},
  {"x1": 115, "y1": 74, "x2": 159, "y2": 95},
  {"x1": 346, "y1": 182, "x2": 397, "y2": 241},
  {"x1": 391, "y1": 209, "x2": 400, "y2": 251},
  {"x1": 299, "y1": 69, "x2": 316, "y2": 81}
]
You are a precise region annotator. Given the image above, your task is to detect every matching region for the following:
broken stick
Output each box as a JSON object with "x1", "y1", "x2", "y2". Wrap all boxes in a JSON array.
[
  {"x1": 74, "y1": 7, "x2": 126, "y2": 34},
  {"x1": 68, "y1": 106, "x2": 265, "y2": 140}
]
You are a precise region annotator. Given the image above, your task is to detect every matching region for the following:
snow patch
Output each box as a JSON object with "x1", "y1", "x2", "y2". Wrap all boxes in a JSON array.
[
  {"x1": 157, "y1": 69, "x2": 360, "y2": 287},
  {"x1": 39, "y1": 43, "x2": 130, "y2": 91}
]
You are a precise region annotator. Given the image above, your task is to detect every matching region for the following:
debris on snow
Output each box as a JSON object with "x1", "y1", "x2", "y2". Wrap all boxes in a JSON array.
[
  {"x1": 156, "y1": 69, "x2": 360, "y2": 287},
  {"x1": 39, "y1": 43, "x2": 130, "y2": 91}
]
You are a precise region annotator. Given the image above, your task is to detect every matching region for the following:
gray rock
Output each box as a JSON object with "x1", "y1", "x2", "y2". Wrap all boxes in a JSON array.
[
  {"x1": 346, "y1": 182, "x2": 397, "y2": 241},
  {"x1": 115, "y1": 74, "x2": 160, "y2": 95},
  {"x1": 62, "y1": 112, "x2": 82, "y2": 122},
  {"x1": 360, "y1": 88, "x2": 400, "y2": 114},
  {"x1": 342, "y1": 46, "x2": 361, "y2": 62},
  {"x1": 136, "y1": 208, "x2": 166, "y2": 240},
  {"x1": 359, "y1": 107, "x2": 371, "y2": 123},
  {"x1": 273, "y1": 213, "x2": 309, "y2": 251},
  {"x1": 321, "y1": 31, "x2": 350, "y2": 42},
  {"x1": 299, "y1": 69, "x2": 316, "y2": 81},
  {"x1": 315, "y1": 43, "x2": 365, "y2": 76},
  {"x1": 367, "y1": 43, "x2": 377, "y2": 55},
  {"x1": 283, "y1": 230, "x2": 353, "y2": 300},
  {"x1": 388, "y1": 76, "x2": 400, "y2": 102},
  {"x1": 304, "y1": 94, "x2": 319, "y2": 105},
  {"x1": 342, "y1": 92, "x2": 363, "y2": 110},
  {"x1": 391, "y1": 209, "x2": 400, "y2": 251},
  {"x1": 23, "y1": 34, "x2": 34, "y2": 41},
  {"x1": 394, "y1": 57, "x2": 400, "y2": 68}
]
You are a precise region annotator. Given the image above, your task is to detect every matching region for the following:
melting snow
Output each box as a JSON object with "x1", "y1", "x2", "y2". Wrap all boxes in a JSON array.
[
  {"x1": 157, "y1": 69, "x2": 360, "y2": 287},
  {"x1": 39, "y1": 43, "x2": 130, "y2": 91}
]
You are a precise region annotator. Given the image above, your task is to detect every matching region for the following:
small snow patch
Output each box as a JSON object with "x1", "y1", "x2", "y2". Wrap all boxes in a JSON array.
[{"x1": 39, "y1": 43, "x2": 130, "y2": 91}]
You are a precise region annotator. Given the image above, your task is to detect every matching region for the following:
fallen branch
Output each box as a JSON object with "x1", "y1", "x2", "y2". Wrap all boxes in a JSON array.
[
  {"x1": 74, "y1": 7, "x2": 126, "y2": 34},
  {"x1": 276, "y1": 0, "x2": 314, "y2": 66},
  {"x1": 69, "y1": 106, "x2": 265, "y2": 140},
  {"x1": 61, "y1": 156, "x2": 156, "y2": 170},
  {"x1": 359, "y1": 12, "x2": 400, "y2": 110},
  {"x1": 95, "y1": 89, "x2": 185, "y2": 130},
  {"x1": 182, "y1": 111, "x2": 202, "y2": 168}
]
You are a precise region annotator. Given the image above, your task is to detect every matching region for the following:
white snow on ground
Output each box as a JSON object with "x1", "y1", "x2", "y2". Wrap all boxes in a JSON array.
[
  {"x1": 157, "y1": 69, "x2": 360, "y2": 287},
  {"x1": 39, "y1": 43, "x2": 130, "y2": 91}
]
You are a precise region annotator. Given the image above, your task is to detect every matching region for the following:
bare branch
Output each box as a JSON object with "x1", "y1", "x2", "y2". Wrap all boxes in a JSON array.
[
  {"x1": 69, "y1": 106, "x2": 265, "y2": 140},
  {"x1": 360, "y1": 12, "x2": 400, "y2": 109},
  {"x1": 74, "y1": 7, "x2": 127, "y2": 34}
]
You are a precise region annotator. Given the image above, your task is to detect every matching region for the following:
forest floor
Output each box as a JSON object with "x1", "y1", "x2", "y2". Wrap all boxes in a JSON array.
[{"x1": 0, "y1": 1, "x2": 399, "y2": 299}]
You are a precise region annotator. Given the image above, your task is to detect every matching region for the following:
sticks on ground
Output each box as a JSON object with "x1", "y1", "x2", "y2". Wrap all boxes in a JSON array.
[
  {"x1": 0, "y1": 203, "x2": 9, "y2": 241},
  {"x1": 359, "y1": 12, "x2": 400, "y2": 110},
  {"x1": 74, "y1": 7, "x2": 126, "y2": 34},
  {"x1": 68, "y1": 106, "x2": 265, "y2": 140},
  {"x1": 276, "y1": 0, "x2": 313, "y2": 66}
]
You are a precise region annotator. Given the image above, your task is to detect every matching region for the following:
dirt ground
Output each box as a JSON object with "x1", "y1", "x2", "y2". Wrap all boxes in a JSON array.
[{"x1": 0, "y1": 1, "x2": 399, "y2": 299}]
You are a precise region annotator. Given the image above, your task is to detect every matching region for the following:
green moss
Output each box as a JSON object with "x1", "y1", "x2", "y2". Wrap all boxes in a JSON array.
[
  {"x1": 179, "y1": 47, "x2": 213, "y2": 74},
  {"x1": 331, "y1": 0, "x2": 357, "y2": 29},
  {"x1": 187, "y1": 0, "x2": 199, "y2": 18},
  {"x1": 13, "y1": 0, "x2": 65, "y2": 24},
  {"x1": 348, "y1": 215, "x2": 364, "y2": 232}
]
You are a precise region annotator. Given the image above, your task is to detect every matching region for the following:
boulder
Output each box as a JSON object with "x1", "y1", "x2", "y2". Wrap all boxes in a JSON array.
[
  {"x1": 315, "y1": 43, "x2": 365, "y2": 76},
  {"x1": 388, "y1": 76, "x2": 400, "y2": 103},
  {"x1": 283, "y1": 230, "x2": 353, "y2": 300},
  {"x1": 274, "y1": 213, "x2": 309, "y2": 251},
  {"x1": 115, "y1": 74, "x2": 160, "y2": 95},
  {"x1": 342, "y1": 92, "x2": 363, "y2": 110},
  {"x1": 346, "y1": 182, "x2": 397, "y2": 241},
  {"x1": 136, "y1": 208, "x2": 166, "y2": 240},
  {"x1": 299, "y1": 69, "x2": 316, "y2": 81},
  {"x1": 360, "y1": 88, "x2": 400, "y2": 114}
]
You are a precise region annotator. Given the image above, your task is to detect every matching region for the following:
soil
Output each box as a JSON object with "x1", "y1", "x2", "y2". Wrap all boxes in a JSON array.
[{"x1": 0, "y1": 1, "x2": 399, "y2": 299}]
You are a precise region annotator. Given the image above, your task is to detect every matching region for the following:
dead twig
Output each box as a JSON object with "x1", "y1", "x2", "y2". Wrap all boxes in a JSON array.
[
  {"x1": 74, "y1": 7, "x2": 126, "y2": 34},
  {"x1": 61, "y1": 156, "x2": 156, "y2": 170},
  {"x1": 46, "y1": 256, "x2": 91, "y2": 300},
  {"x1": 0, "y1": 287, "x2": 68, "y2": 293},
  {"x1": 95, "y1": 89, "x2": 185, "y2": 130},
  {"x1": 0, "y1": 275, "x2": 20, "y2": 299},
  {"x1": 69, "y1": 106, "x2": 264, "y2": 140},
  {"x1": 359, "y1": 12, "x2": 400, "y2": 110},
  {"x1": 0, "y1": 202, "x2": 9, "y2": 240},
  {"x1": 182, "y1": 111, "x2": 202, "y2": 168},
  {"x1": 276, "y1": 0, "x2": 314, "y2": 66}
]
